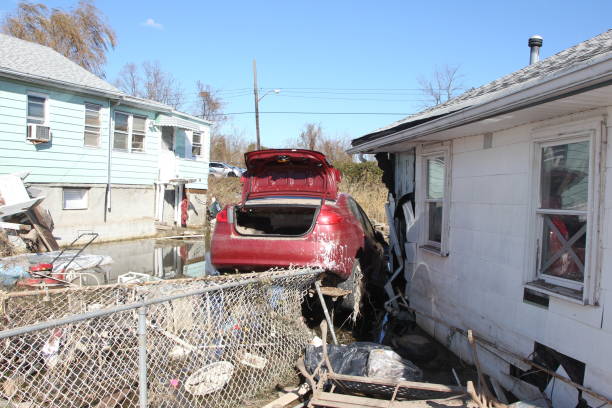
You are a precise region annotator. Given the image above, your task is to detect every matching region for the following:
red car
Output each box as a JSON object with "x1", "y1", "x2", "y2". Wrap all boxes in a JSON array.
[{"x1": 211, "y1": 149, "x2": 386, "y2": 304}]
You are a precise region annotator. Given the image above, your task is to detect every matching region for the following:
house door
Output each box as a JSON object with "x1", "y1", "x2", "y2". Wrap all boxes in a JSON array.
[{"x1": 159, "y1": 127, "x2": 176, "y2": 181}]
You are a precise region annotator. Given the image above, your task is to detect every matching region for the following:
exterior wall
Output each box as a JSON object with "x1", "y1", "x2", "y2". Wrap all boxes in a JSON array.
[
  {"x1": 35, "y1": 184, "x2": 156, "y2": 244},
  {"x1": 0, "y1": 78, "x2": 111, "y2": 183},
  {"x1": 110, "y1": 105, "x2": 160, "y2": 185},
  {"x1": 0, "y1": 77, "x2": 211, "y2": 241},
  {"x1": 405, "y1": 109, "x2": 612, "y2": 405}
]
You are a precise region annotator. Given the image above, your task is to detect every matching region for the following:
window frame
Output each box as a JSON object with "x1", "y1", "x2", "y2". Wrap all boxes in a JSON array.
[
  {"x1": 84, "y1": 102, "x2": 102, "y2": 148},
  {"x1": 192, "y1": 131, "x2": 202, "y2": 158},
  {"x1": 525, "y1": 121, "x2": 603, "y2": 305},
  {"x1": 62, "y1": 188, "x2": 89, "y2": 210},
  {"x1": 26, "y1": 92, "x2": 48, "y2": 125},
  {"x1": 113, "y1": 111, "x2": 147, "y2": 153},
  {"x1": 131, "y1": 115, "x2": 147, "y2": 153},
  {"x1": 418, "y1": 143, "x2": 451, "y2": 256}
]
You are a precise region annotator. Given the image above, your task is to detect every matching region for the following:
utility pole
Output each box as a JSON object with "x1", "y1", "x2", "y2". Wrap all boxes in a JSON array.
[{"x1": 253, "y1": 59, "x2": 261, "y2": 150}]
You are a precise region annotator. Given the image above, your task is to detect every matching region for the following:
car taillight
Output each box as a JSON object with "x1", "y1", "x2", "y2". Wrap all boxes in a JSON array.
[
  {"x1": 216, "y1": 207, "x2": 228, "y2": 223},
  {"x1": 317, "y1": 206, "x2": 343, "y2": 225}
]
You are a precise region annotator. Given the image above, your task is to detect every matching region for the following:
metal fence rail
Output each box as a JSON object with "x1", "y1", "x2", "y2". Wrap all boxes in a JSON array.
[{"x1": 0, "y1": 268, "x2": 322, "y2": 407}]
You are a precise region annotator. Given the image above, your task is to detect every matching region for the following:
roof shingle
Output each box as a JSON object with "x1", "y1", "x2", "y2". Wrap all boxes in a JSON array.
[{"x1": 0, "y1": 33, "x2": 122, "y2": 95}]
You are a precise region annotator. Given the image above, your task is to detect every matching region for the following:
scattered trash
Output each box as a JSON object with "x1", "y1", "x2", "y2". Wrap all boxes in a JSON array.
[
  {"x1": 392, "y1": 334, "x2": 437, "y2": 363},
  {"x1": 185, "y1": 361, "x2": 234, "y2": 396},
  {"x1": 117, "y1": 271, "x2": 162, "y2": 284},
  {"x1": 304, "y1": 342, "x2": 423, "y2": 381},
  {"x1": 240, "y1": 352, "x2": 267, "y2": 369}
]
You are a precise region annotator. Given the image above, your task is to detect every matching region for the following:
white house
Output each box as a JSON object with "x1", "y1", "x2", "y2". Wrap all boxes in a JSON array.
[{"x1": 349, "y1": 30, "x2": 612, "y2": 406}]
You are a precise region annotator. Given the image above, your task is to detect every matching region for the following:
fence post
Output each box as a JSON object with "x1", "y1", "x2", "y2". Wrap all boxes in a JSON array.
[{"x1": 138, "y1": 306, "x2": 148, "y2": 408}]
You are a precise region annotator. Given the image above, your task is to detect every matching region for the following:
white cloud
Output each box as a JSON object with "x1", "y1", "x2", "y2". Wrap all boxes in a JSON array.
[{"x1": 141, "y1": 18, "x2": 163, "y2": 30}]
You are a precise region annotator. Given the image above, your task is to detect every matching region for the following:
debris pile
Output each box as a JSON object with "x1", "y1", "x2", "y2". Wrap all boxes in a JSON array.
[{"x1": 0, "y1": 268, "x2": 320, "y2": 408}]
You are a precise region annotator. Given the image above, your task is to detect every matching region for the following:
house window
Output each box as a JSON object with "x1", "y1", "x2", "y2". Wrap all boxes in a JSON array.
[
  {"x1": 420, "y1": 145, "x2": 450, "y2": 255},
  {"x1": 192, "y1": 132, "x2": 202, "y2": 157},
  {"x1": 84, "y1": 103, "x2": 101, "y2": 147},
  {"x1": 535, "y1": 139, "x2": 590, "y2": 291},
  {"x1": 63, "y1": 188, "x2": 88, "y2": 210},
  {"x1": 425, "y1": 156, "x2": 445, "y2": 246},
  {"x1": 113, "y1": 112, "x2": 146, "y2": 152},
  {"x1": 114, "y1": 112, "x2": 129, "y2": 150},
  {"x1": 27, "y1": 95, "x2": 46, "y2": 124},
  {"x1": 132, "y1": 115, "x2": 147, "y2": 152}
]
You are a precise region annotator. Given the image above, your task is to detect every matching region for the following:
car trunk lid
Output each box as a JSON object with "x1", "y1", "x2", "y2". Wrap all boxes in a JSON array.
[{"x1": 242, "y1": 149, "x2": 341, "y2": 202}]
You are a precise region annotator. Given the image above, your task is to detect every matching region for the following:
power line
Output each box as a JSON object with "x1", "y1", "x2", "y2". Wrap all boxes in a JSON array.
[{"x1": 208, "y1": 111, "x2": 411, "y2": 116}]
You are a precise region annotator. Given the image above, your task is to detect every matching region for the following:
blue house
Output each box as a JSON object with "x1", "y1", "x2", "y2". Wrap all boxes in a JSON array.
[{"x1": 0, "y1": 34, "x2": 212, "y2": 244}]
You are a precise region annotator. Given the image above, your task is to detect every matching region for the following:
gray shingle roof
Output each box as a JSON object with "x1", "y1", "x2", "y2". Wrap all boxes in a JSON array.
[
  {"x1": 0, "y1": 33, "x2": 122, "y2": 95},
  {"x1": 353, "y1": 29, "x2": 612, "y2": 147}
]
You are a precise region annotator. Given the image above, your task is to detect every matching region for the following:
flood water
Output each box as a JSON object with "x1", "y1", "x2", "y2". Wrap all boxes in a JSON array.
[{"x1": 83, "y1": 235, "x2": 215, "y2": 285}]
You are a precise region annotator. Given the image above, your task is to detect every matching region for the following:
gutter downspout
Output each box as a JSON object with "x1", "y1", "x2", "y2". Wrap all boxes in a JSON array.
[{"x1": 105, "y1": 98, "x2": 122, "y2": 222}]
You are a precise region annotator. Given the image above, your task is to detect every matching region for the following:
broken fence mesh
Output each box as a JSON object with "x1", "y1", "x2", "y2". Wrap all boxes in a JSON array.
[{"x1": 0, "y1": 268, "x2": 321, "y2": 407}]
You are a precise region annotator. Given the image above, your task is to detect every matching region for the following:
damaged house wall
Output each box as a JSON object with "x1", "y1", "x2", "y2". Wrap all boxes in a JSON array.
[
  {"x1": 350, "y1": 31, "x2": 612, "y2": 406},
  {"x1": 398, "y1": 110, "x2": 612, "y2": 406}
]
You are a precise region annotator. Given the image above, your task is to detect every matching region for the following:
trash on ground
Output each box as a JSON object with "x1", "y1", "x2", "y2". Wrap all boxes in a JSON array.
[
  {"x1": 185, "y1": 361, "x2": 235, "y2": 396},
  {"x1": 117, "y1": 271, "x2": 162, "y2": 284},
  {"x1": 304, "y1": 342, "x2": 423, "y2": 382}
]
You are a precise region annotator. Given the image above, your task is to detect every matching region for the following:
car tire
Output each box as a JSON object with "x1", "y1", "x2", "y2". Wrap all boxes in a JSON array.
[
  {"x1": 337, "y1": 259, "x2": 363, "y2": 313},
  {"x1": 227, "y1": 172, "x2": 237, "y2": 177}
]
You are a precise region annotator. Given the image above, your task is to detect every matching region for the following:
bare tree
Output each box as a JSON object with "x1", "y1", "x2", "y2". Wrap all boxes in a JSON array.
[
  {"x1": 293, "y1": 123, "x2": 351, "y2": 164},
  {"x1": 142, "y1": 61, "x2": 184, "y2": 109},
  {"x1": 114, "y1": 61, "x2": 185, "y2": 109},
  {"x1": 114, "y1": 63, "x2": 140, "y2": 96},
  {"x1": 418, "y1": 65, "x2": 463, "y2": 107},
  {"x1": 298, "y1": 123, "x2": 322, "y2": 151},
  {"x1": 2, "y1": 0, "x2": 116, "y2": 76}
]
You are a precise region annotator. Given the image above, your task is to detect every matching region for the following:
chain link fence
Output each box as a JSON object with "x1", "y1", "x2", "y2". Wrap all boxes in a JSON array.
[{"x1": 0, "y1": 268, "x2": 322, "y2": 407}]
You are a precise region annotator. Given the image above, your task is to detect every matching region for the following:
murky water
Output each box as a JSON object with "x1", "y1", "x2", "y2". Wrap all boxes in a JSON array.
[{"x1": 83, "y1": 236, "x2": 215, "y2": 284}]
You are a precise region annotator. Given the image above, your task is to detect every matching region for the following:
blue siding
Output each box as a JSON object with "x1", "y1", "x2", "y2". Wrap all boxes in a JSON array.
[
  {"x1": 0, "y1": 77, "x2": 211, "y2": 187},
  {"x1": 0, "y1": 78, "x2": 110, "y2": 184}
]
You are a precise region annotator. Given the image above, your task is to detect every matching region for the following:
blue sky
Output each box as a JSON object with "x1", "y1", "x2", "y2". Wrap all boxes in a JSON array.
[{"x1": 2, "y1": 0, "x2": 611, "y2": 147}]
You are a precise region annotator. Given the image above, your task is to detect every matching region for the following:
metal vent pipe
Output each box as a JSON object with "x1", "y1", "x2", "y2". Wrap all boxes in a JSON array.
[{"x1": 528, "y1": 35, "x2": 543, "y2": 65}]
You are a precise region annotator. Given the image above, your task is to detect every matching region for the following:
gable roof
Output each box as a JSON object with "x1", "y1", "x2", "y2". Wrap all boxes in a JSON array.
[
  {"x1": 352, "y1": 29, "x2": 612, "y2": 148},
  {"x1": 0, "y1": 33, "x2": 122, "y2": 96},
  {"x1": 0, "y1": 34, "x2": 213, "y2": 126}
]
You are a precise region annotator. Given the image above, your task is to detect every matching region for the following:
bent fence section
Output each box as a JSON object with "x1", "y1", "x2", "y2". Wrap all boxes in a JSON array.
[{"x1": 0, "y1": 268, "x2": 322, "y2": 407}]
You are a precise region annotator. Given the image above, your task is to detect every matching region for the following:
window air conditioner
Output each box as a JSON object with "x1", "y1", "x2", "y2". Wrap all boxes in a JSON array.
[{"x1": 26, "y1": 124, "x2": 52, "y2": 143}]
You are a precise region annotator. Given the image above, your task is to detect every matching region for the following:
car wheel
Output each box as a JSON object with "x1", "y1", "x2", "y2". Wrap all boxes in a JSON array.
[
  {"x1": 227, "y1": 172, "x2": 237, "y2": 177},
  {"x1": 337, "y1": 259, "x2": 363, "y2": 317}
]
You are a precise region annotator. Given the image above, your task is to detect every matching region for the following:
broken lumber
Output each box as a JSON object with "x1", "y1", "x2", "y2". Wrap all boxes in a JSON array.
[
  {"x1": 309, "y1": 391, "x2": 474, "y2": 408},
  {"x1": 0, "y1": 222, "x2": 31, "y2": 231},
  {"x1": 26, "y1": 205, "x2": 59, "y2": 251}
]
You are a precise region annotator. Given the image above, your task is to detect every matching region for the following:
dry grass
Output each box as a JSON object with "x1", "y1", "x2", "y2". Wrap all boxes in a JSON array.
[
  {"x1": 339, "y1": 179, "x2": 388, "y2": 225},
  {"x1": 207, "y1": 176, "x2": 242, "y2": 207},
  {"x1": 207, "y1": 175, "x2": 389, "y2": 226}
]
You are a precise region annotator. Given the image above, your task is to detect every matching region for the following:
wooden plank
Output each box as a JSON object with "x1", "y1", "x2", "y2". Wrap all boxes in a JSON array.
[
  {"x1": 311, "y1": 391, "x2": 472, "y2": 408},
  {"x1": 261, "y1": 391, "x2": 300, "y2": 408},
  {"x1": 0, "y1": 221, "x2": 31, "y2": 231},
  {"x1": 327, "y1": 373, "x2": 465, "y2": 393},
  {"x1": 26, "y1": 205, "x2": 59, "y2": 251}
]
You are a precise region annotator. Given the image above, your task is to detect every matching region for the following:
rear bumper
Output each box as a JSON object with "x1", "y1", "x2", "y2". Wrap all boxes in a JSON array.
[{"x1": 211, "y1": 224, "x2": 352, "y2": 279}]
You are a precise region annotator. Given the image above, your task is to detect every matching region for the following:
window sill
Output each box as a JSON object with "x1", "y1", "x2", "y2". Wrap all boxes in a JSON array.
[
  {"x1": 419, "y1": 245, "x2": 447, "y2": 257},
  {"x1": 524, "y1": 280, "x2": 584, "y2": 305}
]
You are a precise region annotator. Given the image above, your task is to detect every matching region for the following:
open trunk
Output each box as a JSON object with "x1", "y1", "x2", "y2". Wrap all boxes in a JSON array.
[{"x1": 234, "y1": 203, "x2": 319, "y2": 237}]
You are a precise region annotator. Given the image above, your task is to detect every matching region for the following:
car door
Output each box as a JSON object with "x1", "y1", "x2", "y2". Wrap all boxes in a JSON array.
[{"x1": 347, "y1": 198, "x2": 385, "y2": 279}]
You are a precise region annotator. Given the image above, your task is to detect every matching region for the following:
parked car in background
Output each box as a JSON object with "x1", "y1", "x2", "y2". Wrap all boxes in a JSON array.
[
  {"x1": 209, "y1": 161, "x2": 240, "y2": 178},
  {"x1": 210, "y1": 149, "x2": 386, "y2": 310},
  {"x1": 229, "y1": 165, "x2": 246, "y2": 176}
]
